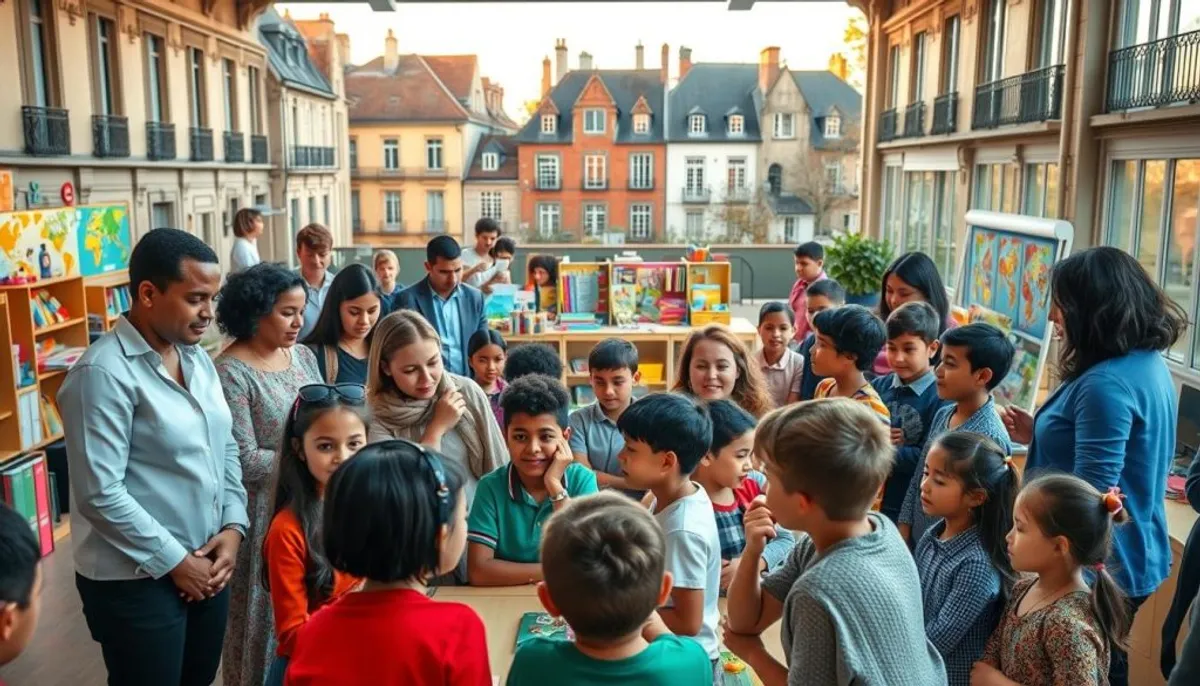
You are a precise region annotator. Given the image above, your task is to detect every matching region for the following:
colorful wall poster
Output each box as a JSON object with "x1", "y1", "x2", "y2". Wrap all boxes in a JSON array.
[
  {"x1": 0, "y1": 207, "x2": 80, "y2": 279},
  {"x1": 994, "y1": 235, "x2": 1023, "y2": 323},
  {"x1": 1018, "y1": 238, "x2": 1055, "y2": 340},
  {"x1": 970, "y1": 230, "x2": 997, "y2": 307},
  {"x1": 0, "y1": 170, "x2": 12, "y2": 212},
  {"x1": 76, "y1": 205, "x2": 131, "y2": 277}
]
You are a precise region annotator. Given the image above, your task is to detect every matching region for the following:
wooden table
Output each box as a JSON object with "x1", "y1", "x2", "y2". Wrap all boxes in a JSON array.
[{"x1": 433, "y1": 585, "x2": 785, "y2": 683}]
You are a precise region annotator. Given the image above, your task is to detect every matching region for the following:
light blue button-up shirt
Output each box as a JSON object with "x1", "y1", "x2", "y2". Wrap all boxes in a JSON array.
[
  {"x1": 433, "y1": 287, "x2": 466, "y2": 376},
  {"x1": 58, "y1": 317, "x2": 250, "y2": 581},
  {"x1": 298, "y1": 269, "x2": 334, "y2": 341}
]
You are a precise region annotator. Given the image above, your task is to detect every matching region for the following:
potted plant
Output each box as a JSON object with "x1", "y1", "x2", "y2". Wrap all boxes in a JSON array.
[{"x1": 824, "y1": 233, "x2": 894, "y2": 307}]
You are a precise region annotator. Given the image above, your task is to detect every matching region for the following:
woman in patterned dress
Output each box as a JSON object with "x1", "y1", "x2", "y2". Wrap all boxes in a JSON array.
[{"x1": 214, "y1": 263, "x2": 322, "y2": 686}]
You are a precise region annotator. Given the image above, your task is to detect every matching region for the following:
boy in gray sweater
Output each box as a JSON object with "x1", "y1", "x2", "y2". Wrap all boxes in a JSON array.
[{"x1": 724, "y1": 399, "x2": 947, "y2": 686}]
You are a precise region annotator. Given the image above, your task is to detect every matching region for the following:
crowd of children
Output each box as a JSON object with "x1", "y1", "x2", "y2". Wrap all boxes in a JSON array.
[{"x1": 5, "y1": 240, "x2": 1197, "y2": 686}]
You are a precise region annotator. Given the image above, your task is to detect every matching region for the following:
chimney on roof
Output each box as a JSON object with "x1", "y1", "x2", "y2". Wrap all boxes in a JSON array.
[
  {"x1": 384, "y1": 29, "x2": 399, "y2": 72},
  {"x1": 555, "y1": 39, "x2": 568, "y2": 84},
  {"x1": 579, "y1": 51, "x2": 593, "y2": 71},
  {"x1": 828, "y1": 52, "x2": 848, "y2": 81},
  {"x1": 636, "y1": 41, "x2": 644, "y2": 70},
  {"x1": 660, "y1": 43, "x2": 669, "y2": 83},
  {"x1": 318, "y1": 12, "x2": 331, "y2": 23},
  {"x1": 541, "y1": 56, "x2": 552, "y2": 98},
  {"x1": 498, "y1": 86, "x2": 505, "y2": 113},
  {"x1": 679, "y1": 46, "x2": 692, "y2": 80},
  {"x1": 336, "y1": 33, "x2": 350, "y2": 70},
  {"x1": 759, "y1": 46, "x2": 781, "y2": 94}
]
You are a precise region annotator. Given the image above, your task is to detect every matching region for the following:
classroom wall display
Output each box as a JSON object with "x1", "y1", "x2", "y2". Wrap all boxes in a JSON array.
[
  {"x1": 0, "y1": 170, "x2": 13, "y2": 212},
  {"x1": 956, "y1": 210, "x2": 1073, "y2": 412},
  {"x1": 0, "y1": 204, "x2": 131, "y2": 280}
]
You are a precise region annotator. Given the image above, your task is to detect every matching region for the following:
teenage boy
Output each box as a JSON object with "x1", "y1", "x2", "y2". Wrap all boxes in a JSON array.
[
  {"x1": 789, "y1": 241, "x2": 826, "y2": 345},
  {"x1": 797, "y1": 279, "x2": 845, "y2": 400},
  {"x1": 462, "y1": 217, "x2": 502, "y2": 289},
  {"x1": 569, "y1": 338, "x2": 642, "y2": 496},
  {"x1": 296, "y1": 223, "x2": 335, "y2": 340},
  {"x1": 617, "y1": 394, "x2": 722, "y2": 678},
  {"x1": 870, "y1": 302, "x2": 949, "y2": 523},
  {"x1": 723, "y1": 400, "x2": 947, "y2": 686},
  {"x1": 898, "y1": 323, "x2": 1015, "y2": 545},
  {"x1": 0, "y1": 503, "x2": 42, "y2": 675},
  {"x1": 372, "y1": 250, "x2": 403, "y2": 315},
  {"x1": 810, "y1": 305, "x2": 890, "y2": 424},
  {"x1": 507, "y1": 492, "x2": 713, "y2": 684},
  {"x1": 505, "y1": 343, "x2": 564, "y2": 382},
  {"x1": 467, "y1": 375, "x2": 599, "y2": 586},
  {"x1": 397, "y1": 235, "x2": 488, "y2": 377},
  {"x1": 487, "y1": 236, "x2": 517, "y2": 292}
]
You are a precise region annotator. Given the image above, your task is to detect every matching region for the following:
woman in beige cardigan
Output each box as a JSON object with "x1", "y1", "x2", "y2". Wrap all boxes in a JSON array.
[{"x1": 366, "y1": 310, "x2": 508, "y2": 506}]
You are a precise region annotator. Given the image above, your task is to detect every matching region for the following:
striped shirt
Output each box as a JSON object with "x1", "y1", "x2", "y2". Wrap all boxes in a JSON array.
[{"x1": 814, "y1": 378, "x2": 891, "y2": 425}]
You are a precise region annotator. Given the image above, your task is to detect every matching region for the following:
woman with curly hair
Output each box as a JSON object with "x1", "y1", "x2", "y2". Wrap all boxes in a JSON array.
[
  {"x1": 672, "y1": 324, "x2": 774, "y2": 418},
  {"x1": 214, "y1": 262, "x2": 321, "y2": 686}
]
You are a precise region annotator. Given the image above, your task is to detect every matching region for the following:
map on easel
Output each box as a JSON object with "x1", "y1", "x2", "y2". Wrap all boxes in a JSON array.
[
  {"x1": 514, "y1": 611, "x2": 574, "y2": 648},
  {"x1": 956, "y1": 211, "x2": 1073, "y2": 412}
]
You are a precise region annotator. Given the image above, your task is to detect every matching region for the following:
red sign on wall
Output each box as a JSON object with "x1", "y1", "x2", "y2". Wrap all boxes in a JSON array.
[{"x1": 60, "y1": 182, "x2": 75, "y2": 206}]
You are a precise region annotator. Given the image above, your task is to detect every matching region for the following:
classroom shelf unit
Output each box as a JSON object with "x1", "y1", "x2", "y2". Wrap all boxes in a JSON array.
[
  {"x1": 84, "y1": 269, "x2": 131, "y2": 335},
  {"x1": 550, "y1": 259, "x2": 733, "y2": 327}
]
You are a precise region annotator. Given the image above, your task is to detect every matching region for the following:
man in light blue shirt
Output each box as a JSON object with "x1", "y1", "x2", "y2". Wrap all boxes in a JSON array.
[
  {"x1": 59, "y1": 228, "x2": 249, "y2": 686},
  {"x1": 294, "y1": 222, "x2": 334, "y2": 341},
  {"x1": 397, "y1": 236, "x2": 487, "y2": 377}
]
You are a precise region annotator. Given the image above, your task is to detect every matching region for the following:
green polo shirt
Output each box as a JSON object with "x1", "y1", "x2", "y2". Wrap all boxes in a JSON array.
[
  {"x1": 466, "y1": 462, "x2": 598, "y2": 563},
  {"x1": 507, "y1": 634, "x2": 713, "y2": 685}
]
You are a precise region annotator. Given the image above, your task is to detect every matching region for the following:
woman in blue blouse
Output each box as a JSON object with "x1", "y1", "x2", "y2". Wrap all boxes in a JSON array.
[{"x1": 1001, "y1": 246, "x2": 1185, "y2": 686}]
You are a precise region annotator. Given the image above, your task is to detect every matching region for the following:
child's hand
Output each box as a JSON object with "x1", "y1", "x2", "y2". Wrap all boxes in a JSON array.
[
  {"x1": 721, "y1": 617, "x2": 766, "y2": 660},
  {"x1": 543, "y1": 437, "x2": 573, "y2": 494},
  {"x1": 890, "y1": 427, "x2": 904, "y2": 446},
  {"x1": 742, "y1": 496, "x2": 777, "y2": 556},
  {"x1": 969, "y1": 661, "x2": 1009, "y2": 686},
  {"x1": 720, "y1": 558, "x2": 739, "y2": 590}
]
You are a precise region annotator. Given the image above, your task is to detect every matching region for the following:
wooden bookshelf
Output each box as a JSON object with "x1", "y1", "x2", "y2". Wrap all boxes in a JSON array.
[
  {"x1": 557, "y1": 262, "x2": 611, "y2": 325},
  {"x1": 0, "y1": 294, "x2": 20, "y2": 464},
  {"x1": 84, "y1": 269, "x2": 130, "y2": 334},
  {"x1": 609, "y1": 260, "x2": 689, "y2": 326},
  {"x1": 685, "y1": 261, "x2": 733, "y2": 326}
]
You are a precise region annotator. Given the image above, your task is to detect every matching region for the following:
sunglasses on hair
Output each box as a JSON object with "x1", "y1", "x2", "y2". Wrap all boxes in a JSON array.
[{"x1": 292, "y1": 383, "x2": 367, "y2": 420}]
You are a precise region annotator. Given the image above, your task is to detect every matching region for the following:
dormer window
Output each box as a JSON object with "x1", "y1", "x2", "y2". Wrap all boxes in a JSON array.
[
  {"x1": 825, "y1": 115, "x2": 841, "y2": 138},
  {"x1": 633, "y1": 113, "x2": 650, "y2": 134},
  {"x1": 584, "y1": 109, "x2": 605, "y2": 134},
  {"x1": 689, "y1": 114, "x2": 706, "y2": 135},
  {"x1": 482, "y1": 152, "x2": 499, "y2": 171},
  {"x1": 541, "y1": 114, "x2": 556, "y2": 134},
  {"x1": 728, "y1": 115, "x2": 744, "y2": 135}
]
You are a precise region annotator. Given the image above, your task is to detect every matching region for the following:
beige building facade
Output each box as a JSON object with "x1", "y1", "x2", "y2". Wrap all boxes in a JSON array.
[{"x1": 0, "y1": 0, "x2": 274, "y2": 270}]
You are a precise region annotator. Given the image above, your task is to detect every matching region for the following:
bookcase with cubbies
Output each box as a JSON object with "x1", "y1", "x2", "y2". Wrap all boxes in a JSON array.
[
  {"x1": 563, "y1": 333, "x2": 674, "y2": 410},
  {"x1": 685, "y1": 261, "x2": 733, "y2": 326},
  {"x1": 556, "y1": 262, "x2": 611, "y2": 328},
  {"x1": 84, "y1": 270, "x2": 131, "y2": 336}
]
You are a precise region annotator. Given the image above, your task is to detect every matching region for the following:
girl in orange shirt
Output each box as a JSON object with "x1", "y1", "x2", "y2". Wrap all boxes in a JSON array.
[{"x1": 262, "y1": 383, "x2": 371, "y2": 686}]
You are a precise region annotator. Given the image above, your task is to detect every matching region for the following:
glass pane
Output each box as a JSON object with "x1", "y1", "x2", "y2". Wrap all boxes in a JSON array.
[
  {"x1": 904, "y1": 172, "x2": 922, "y2": 253},
  {"x1": 991, "y1": 165, "x2": 1003, "y2": 210},
  {"x1": 1138, "y1": 160, "x2": 1166, "y2": 279},
  {"x1": 1045, "y1": 164, "x2": 1060, "y2": 218},
  {"x1": 1024, "y1": 164, "x2": 1046, "y2": 217},
  {"x1": 1002, "y1": 164, "x2": 1019, "y2": 213},
  {"x1": 934, "y1": 171, "x2": 958, "y2": 282},
  {"x1": 973, "y1": 165, "x2": 990, "y2": 209},
  {"x1": 1165, "y1": 159, "x2": 1199, "y2": 360},
  {"x1": 1108, "y1": 160, "x2": 1138, "y2": 252}
]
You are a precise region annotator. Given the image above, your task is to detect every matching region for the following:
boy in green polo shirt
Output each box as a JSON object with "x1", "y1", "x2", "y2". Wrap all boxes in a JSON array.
[
  {"x1": 467, "y1": 374, "x2": 599, "y2": 587},
  {"x1": 507, "y1": 492, "x2": 712, "y2": 685}
]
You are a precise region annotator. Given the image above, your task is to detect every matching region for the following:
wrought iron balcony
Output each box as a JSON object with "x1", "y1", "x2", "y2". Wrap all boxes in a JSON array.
[
  {"x1": 92, "y1": 115, "x2": 130, "y2": 158},
  {"x1": 290, "y1": 145, "x2": 336, "y2": 169},
  {"x1": 972, "y1": 65, "x2": 1065, "y2": 130},
  {"x1": 251, "y1": 134, "x2": 268, "y2": 164},
  {"x1": 224, "y1": 132, "x2": 244, "y2": 163},
  {"x1": 380, "y1": 221, "x2": 407, "y2": 234},
  {"x1": 902, "y1": 101, "x2": 926, "y2": 138},
  {"x1": 1107, "y1": 29, "x2": 1200, "y2": 111},
  {"x1": 725, "y1": 186, "x2": 753, "y2": 203},
  {"x1": 22, "y1": 106, "x2": 70, "y2": 156},
  {"x1": 147, "y1": 122, "x2": 175, "y2": 161},
  {"x1": 535, "y1": 177, "x2": 561, "y2": 191},
  {"x1": 878, "y1": 108, "x2": 898, "y2": 142},
  {"x1": 582, "y1": 180, "x2": 609, "y2": 191},
  {"x1": 931, "y1": 93, "x2": 958, "y2": 135},
  {"x1": 628, "y1": 179, "x2": 655, "y2": 190},
  {"x1": 682, "y1": 187, "x2": 712, "y2": 203},
  {"x1": 190, "y1": 127, "x2": 214, "y2": 162},
  {"x1": 422, "y1": 220, "x2": 449, "y2": 233},
  {"x1": 351, "y1": 166, "x2": 460, "y2": 180}
]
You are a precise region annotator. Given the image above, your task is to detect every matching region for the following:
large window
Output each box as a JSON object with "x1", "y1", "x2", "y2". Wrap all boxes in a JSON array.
[
  {"x1": 480, "y1": 191, "x2": 502, "y2": 220},
  {"x1": 1023, "y1": 163, "x2": 1061, "y2": 218},
  {"x1": 630, "y1": 204, "x2": 652, "y2": 240},
  {"x1": 911, "y1": 31, "x2": 928, "y2": 102},
  {"x1": 188, "y1": 47, "x2": 206, "y2": 127},
  {"x1": 384, "y1": 191, "x2": 402, "y2": 229},
  {"x1": 773, "y1": 113, "x2": 795, "y2": 139},
  {"x1": 20, "y1": 0, "x2": 57, "y2": 107},
  {"x1": 981, "y1": 0, "x2": 1007, "y2": 83},
  {"x1": 248, "y1": 66, "x2": 261, "y2": 134},
  {"x1": 584, "y1": 204, "x2": 607, "y2": 237},
  {"x1": 630, "y1": 153, "x2": 653, "y2": 189},
  {"x1": 584, "y1": 154, "x2": 606, "y2": 189},
  {"x1": 383, "y1": 139, "x2": 399, "y2": 170},
  {"x1": 91, "y1": 15, "x2": 118, "y2": 115},
  {"x1": 426, "y1": 139, "x2": 443, "y2": 170},
  {"x1": 685, "y1": 210, "x2": 705, "y2": 239},
  {"x1": 583, "y1": 109, "x2": 605, "y2": 134},
  {"x1": 685, "y1": 157, "x2": 706, "y2": 191},
  {"x1": 883, "y1": 169, "x2": 960, "y2": 283},
  {"x1": 1114, "y1": 0, "x2": 1200, "y2": 49},
  {"x1": 824, "y1": 162, "x2": 842, "y2": 193},
  {"x1": 972, "y1": 162, "x2": 1020, "y2": 212},
  {"x1": 426, "y1": 191, "x2": 445, "y2": 226},
  {"x1": 536, "y1": 155, "x2": 560, "y2": 189},
  {"x1": 1037, "y1": 0, "x2": 1068, "y2": 68},
  {"x1": 146, "y1": 34, "x2": 167, "y2": 122},
  {"x1": 784, "y1": 216, "x2": 800, "y2": 244},
  {"x1": 222, "y1": 58, "x2": 237, "y2": 131},
  {"x1": 941, "y1": 15, "x2": 961, "y2": 94},
  {"x1": 888, "y1": 45, "x2": 901, "y2": 108},
  {"x1": 728, "y1": 158, "x2": 747, "y2": 191},
  {"x1": 349, "y1": 138, "x2": 358, "y2": 169},
  {"x1": 537, "y1": 203, "x2": 560, "y2": 237}
]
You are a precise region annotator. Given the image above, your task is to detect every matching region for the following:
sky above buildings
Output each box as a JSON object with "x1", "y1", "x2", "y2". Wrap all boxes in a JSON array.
[{"x1": 277, "y1": 1, "x2": 862, "y2": 120}]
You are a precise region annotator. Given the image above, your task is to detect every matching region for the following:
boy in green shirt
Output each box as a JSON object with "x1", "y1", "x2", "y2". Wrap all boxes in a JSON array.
[
  {"x1": 467, "y1": 374, "x2": 598, "y2": 586},
  {"x1": 507, "y1": 491, "x2": 712, "y2": 685}
]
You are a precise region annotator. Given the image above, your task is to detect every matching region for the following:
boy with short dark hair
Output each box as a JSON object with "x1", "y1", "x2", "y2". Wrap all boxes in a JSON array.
[
  {"x1": 871, "y1": 302, "x2": 949, "y2": 523},
  {"x1": 898, "y1": 322, "x2": 1016, "y2": 545},
  {"x1": 296, "y1": 223, "x2": 335, "y2": 340},
  {"x1": 724, "y1": 400, "x2": 947, "y2": 686},
  {"x1": 810, "y1": 305, "x2": 890, "y2": 424},
  {"x1": 0, "y1": 503, "x2": 42, "y2": 674},
  {"x1": 789, "y1": 242, "x2": 827, "y2": 345},
  {"x1": 504, "y1": 343, "x2": 565, "y2": 382},
  {"x1": 796, "y1": 279, "x2": 845, "y2": 399},
  {"x1": 569, "y1": 339, "x2": 642, "y2": 496},
  {"x1": 617, "y1": 394, "x2": 722, "y2": 677},
  {"x1": 507, "y1": 492, "x2": 713, "y2": 684},
  {"x1": 463, "y1": 217, "x2": 502, "y2": 289},
  {"x1": 467, "y1": 375, "x2": 599, "y2": 586}
]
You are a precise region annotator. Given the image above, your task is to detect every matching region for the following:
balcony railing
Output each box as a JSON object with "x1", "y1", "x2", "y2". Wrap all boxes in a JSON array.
[
  {"x1": 902, "y1": 101, "x2": 926, "y2": 138},
  {"x1": 628, "y1": 179, "x2": 655, "y2": 190},
  {"x1": 878, "y1": 108, "x2": 898, "y2": 142},
  {"x1": 931, "y1": 92, "x2": 958, "y2": 134},
  {"x1": 422, "y1": 220, "x2": 449, "y2": 233},
  {"x1": 1107, "y1": 29, "x2": 1200, "y2": 111},
  {"x1": 351, "y1": 166, "x2": 461, "y2": 180},
  {"x1": 22, "y1": 106, "x2": 70, "y2": 156},
  {"x1": 147, "y1": 122, "x2": 175, "y2": 161},
  {"x1": 92, "y1": 115, "x2": 130, "y2": 158},
  {"x1": 725, "y1": 186, "x2": 753, "y2": 203},
  {"x1": 352, "y1": 219, "x2": 364, "y2": 233},
  {"x1": 535, "y1": 178, "x2": 561, "y2": 191},
  {"x1": 290, "y1": 145, "x2": 336, "y2": 169},
  {"x1": 224, "y1": 132, "x2": 244, "y2": 163},
  {"x1": 190, "y1": 127, "x2": 214, "y2": 162},
  {"x1": 582, "y1": 181, "x2": 609, "y2": 191},
  {"x1": 972, "y1": 65, "x2": 1065, "y2": 130},
  {"x1": 380, "y1": 221, "x2": 407, "y2": 234},
  {"x1": 251, "y1": 134, "x2": 268, "y2": 164},
  {"x1": 682, "y1": 187, "x2": 712, "y2": 203}
]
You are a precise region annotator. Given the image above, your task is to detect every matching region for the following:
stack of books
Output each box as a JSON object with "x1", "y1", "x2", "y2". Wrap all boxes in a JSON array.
[
  {"x1": 1, "y1": 452, "x2": 55, "y2": 558},
  {"x1": 30, "y1": 290, "x2": 71, "y2": 329}
]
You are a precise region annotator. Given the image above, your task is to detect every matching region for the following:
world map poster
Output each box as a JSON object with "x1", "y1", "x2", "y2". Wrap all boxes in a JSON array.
[
  {"x1": 76, "y1": 205, "x2": 131, "y2": 277},
  {"x1": 0, "y1": 204, "x2": 130, "y2": 281}
]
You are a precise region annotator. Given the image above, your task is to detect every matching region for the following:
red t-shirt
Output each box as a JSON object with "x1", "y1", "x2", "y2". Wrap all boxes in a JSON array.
[{"x1": 285, "y1": 588, "x2": 492, "y2": 686}]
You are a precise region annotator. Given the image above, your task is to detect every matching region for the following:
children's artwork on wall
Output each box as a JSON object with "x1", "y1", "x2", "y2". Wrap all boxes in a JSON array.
[
  {"x1": 76, "y1": 205, "x2": 131, "y2": 277},
  {"x1": 957, "y1": 211, "x2": 1073, "y2": 412},
  {"x1": 0, "y1": 204, "x2": 132, "y2": 281}
]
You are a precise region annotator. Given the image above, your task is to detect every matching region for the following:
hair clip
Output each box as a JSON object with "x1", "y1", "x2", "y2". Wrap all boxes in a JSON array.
[
  {"x1": 1093, "y1": 562, "x2": 1105, "y2": 572},
  {"x1": 1101, "y1": 487, "x2": 1124, "y2": 516}
]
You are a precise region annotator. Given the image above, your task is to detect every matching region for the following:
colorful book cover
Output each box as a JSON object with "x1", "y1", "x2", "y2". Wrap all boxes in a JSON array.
[
  {"x1": 31, "y1": 455, "x2": 54, "y2": 556},
  {"x1": 514, "y1": 612, "x2": 574, "y2": 649}
]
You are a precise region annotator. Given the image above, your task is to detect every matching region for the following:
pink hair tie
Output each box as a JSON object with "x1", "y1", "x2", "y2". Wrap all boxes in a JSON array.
[{"x1": 1101, "y1": 487, "x2": 1124, "y2": 516}]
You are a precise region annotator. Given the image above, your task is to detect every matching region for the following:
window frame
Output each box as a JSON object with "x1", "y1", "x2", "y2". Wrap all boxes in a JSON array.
[
  {"x1": 824, "y1": 115, "x2": 841, "y2": 138},
  {"x1": 222, "y1": 58, "x2": 238, "y2": 132},
  {"x1": 630, "y1": 203, "x2": 653, "y2": 239},
  {"x1": 384, "y1": 191, "x2": 402, "y2": 228},
  {"x1": 728, "y1": 115, "x2": 744, "y2": 135},
  {"x1": 188, "y1": 46, "x2": 207, "y2": 128},
  {"x1": 540, "y1": 114, "x2": 556, "y2": 134},
  {"x1": 16, "y1": 0, "x2": 62, "y2": 108},
  {"x1": 425, "y1": 138, "x2": 444, "y2": 170},
  {"x1": 689, "y1": 114, "x2": 706, "y2": 135},
  {"x1": 537, "y1": 202, "x2": 561, "y2": 237},
  {"x1": 426, "y1": 190, "x2": 445, "y2": 224},
  {"x1": 536, "y1": 154, "x2": 561, "y2": 189},
  {"x1": 247, "y1": 66, "x2": 262, "y2": 135},
  {"x1": 89, "y1": 12, "x2": 121, "y2": 117},
  {"x1": 349, "y1": 138, "x2": 358, "y2": 169},
  {"x1": 583, "y1": 153, "x2": 607, "y2": 189},
  {"x1": 383, "y1": 139, "x2": 399, "y2": 170},
  {"x1": 727, "y1": 157, "x2": 747, "y2": 191},
  {"x1": 480, "y1": 191, "x2": 503, "y2": 221},
  {"x1": 629, "y1": 152, "x2": 654, "y2": 190},
  {"x1": 583, "y1": 109, "x2": 606, "y2": 134},
  {"x1": 685, "y1": 156, "x2": 706, "y2": 191},
  {"x1": 940, "y1": 15, "x2": 961, "y2": 95},
  {"x1": 773, "y1": 112, "x2": 795, "y2": 139},
  {"x1": 481, "y1": 151, "x2": 499, "y2": 171},
  {"x1": 633, "y1": 113, "x2": 650, "y2": 134},
  {"x1": 911, "y1": 31, "x2": 928, "y2": 102},
  {"x1": 144, "y1": 32, "x2": 169, "y2": 123},
  {"x1": 583, "y1": 203, "x2": 608, "y2": 237}
]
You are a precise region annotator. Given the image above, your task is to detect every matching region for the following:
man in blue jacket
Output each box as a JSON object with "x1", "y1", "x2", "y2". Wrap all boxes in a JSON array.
[{"x1": 397, "y1": 235, "x2": 487, "y2": 377}]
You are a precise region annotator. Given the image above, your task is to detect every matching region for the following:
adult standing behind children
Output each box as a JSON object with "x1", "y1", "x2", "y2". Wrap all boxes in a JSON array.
[
  {"x1": 229, "y1": 208, "x2": 264, "y2": 274},
  {"x1": 874, "y1": 252, "x2": 954, "y2": 377},
  {"x1": 397, "y1": 236, "x2": 487, "y2": 377},
  {"x1": 674, "y1": 324, "x2": 774, "y2": 418},
  {"x1": 789, "y1": 242, "x2": 826, "y2": 346},
  {"x1": 304, "y1": 264, "x2": 382, "y2": 385},
  {"x1": 59, "y1": 229, "x2": 249, "y2": 686},
  {"x1": 214, "y1": 263, "x2": 322, "y2": 686},
  {"x1": 1001, "y1": 247, "x2": 1184, "y2": 686},
  {"x1": 461, "y1": 217, "x2": 503, "y2": 290},
  {"x1": 295, "y1": 223, "x2": 335, "y2": 342},
  {"x1": 569, "y1": 338, "x2": 642, "y2": 497}
]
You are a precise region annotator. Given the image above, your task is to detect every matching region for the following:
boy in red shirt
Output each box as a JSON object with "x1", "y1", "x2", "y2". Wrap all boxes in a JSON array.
[{"x1": 789, "y1": 241, "x2": 827, "y2": 345}]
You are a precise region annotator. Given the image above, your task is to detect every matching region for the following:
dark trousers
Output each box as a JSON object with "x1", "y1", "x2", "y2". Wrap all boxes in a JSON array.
[
  {"x1": 1109, "y1": 593, "x2": 1150, "y2": 686},
  {"x1": 76, "y1": 574, "x2": 230, "y2": 686}
]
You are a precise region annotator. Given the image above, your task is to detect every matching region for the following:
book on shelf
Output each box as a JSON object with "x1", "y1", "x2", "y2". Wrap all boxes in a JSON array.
[
  {"x1": 105, "y1": 285, "x2": 131, "y2": 317},
  {"x1": 18, "y1": 391, "x2": 43, "y2": 449},
  {"x1": 572, "y1": 386, "x2": 596, "y2": 406},
  {"x1": 1, "y1": 453, "x2": 54, "y2": 557},
  {"x1": 35, "y1": 339, "x2": 86, "y2": 372},
  {"x1": 612, "y1": 264, "x2": 687, "y2": 325},
  {"x1": 40, "y1": 394, "x2": 63, "y2": 438},
  {"x1": 558, "y1": 313, "x2": 601, "y2": 331},
  {"x1": 570, "y1": 358, "x2": 588, "y2": 374}
]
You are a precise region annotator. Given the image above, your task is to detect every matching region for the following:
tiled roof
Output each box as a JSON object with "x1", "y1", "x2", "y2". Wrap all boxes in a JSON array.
[
  {"x1": 466, "y1": 135, "x2": 519, "y2": 181},
  {"x1": 346, "y1": 54, "x2": 470, "y2": 122},
  {"x1": 667, "y1": 64, "x2": 762, "y2": 142},
  {"x1": 791, "y1": 70, "x2": 862, "y2": 150},
  {"x1": 257, "y1": 8, "x2": 335, "y2": 99},
  {"x1": 425, "y1": 55, "x2": 478, "y2": 103},
  {"x1": 517, "y1": 69, "x2": 665, "y2": 144},
  {"x1": 768, "y1": 192, "x2": 814, "y2": 216}
]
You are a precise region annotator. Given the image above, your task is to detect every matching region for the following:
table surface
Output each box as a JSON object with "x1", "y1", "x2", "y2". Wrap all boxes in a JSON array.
[
  {"x1": 433, "y1": 585, "x2": 785, "y2": 683},
  {"x1": 509, "y1": 317, "x2": 757, "y2": 339}
]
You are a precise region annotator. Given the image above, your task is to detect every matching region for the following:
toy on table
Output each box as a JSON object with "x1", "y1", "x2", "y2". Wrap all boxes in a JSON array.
[
  {"x1": 719, "y1": 650, "x2": 757, "y2": 685},
  {"x1": 514, "y1": 611, "x2": 574, "y2": 648}
]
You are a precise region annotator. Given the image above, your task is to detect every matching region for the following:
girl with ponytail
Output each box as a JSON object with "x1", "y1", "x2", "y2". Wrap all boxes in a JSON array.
[{"x1": 971, "y1": 474, "x2": 1131, "y2": 686}]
